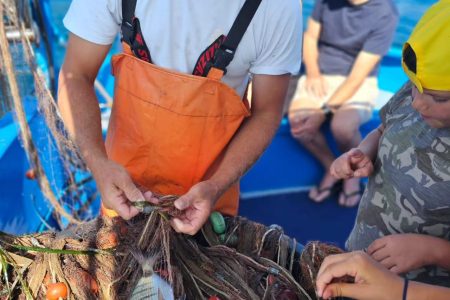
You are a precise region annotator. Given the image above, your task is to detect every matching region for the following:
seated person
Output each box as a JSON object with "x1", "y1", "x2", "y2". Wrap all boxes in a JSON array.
[
  {"x1": 288, "y1": 0, "x2": 398, "y2": 206},
  {"x1": 331, "y1": 0, "x2": 450, "y2": 286},
  {"x1": 316, "y1": 251, "x2": 450, "y2": 300}
]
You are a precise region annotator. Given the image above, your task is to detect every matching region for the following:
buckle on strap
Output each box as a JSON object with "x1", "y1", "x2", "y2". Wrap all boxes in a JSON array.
[
  {"x1": 214, "y1": 46, "x2": 235, "y2": 73},
  {"x1": 205, "y1": 46, "x2": 235, "y2": 76},
  {"x1": 121, "y1": 20, "x2": 134, "y2": 45}
]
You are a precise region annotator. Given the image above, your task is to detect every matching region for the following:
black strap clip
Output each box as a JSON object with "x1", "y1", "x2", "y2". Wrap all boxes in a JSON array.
[
  {"x1": 205, "y1": 46, "x2": 235, "y2": 75},
  {"x1": 215, "y1": 46, "x2": 235, "y2": 73},
  {"x1": 121, "y1": 19, "x2": 134, "y2": 46}
]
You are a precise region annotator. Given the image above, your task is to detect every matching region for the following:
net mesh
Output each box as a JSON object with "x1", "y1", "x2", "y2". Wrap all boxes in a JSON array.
[{"x1": 0, "y1": 0, "x2": 97, "y2": 227}]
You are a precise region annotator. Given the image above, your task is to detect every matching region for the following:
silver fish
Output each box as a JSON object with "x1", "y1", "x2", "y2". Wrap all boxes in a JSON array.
[{"x1": 130, "y1": 250, "x2": 175, "y2": 300}]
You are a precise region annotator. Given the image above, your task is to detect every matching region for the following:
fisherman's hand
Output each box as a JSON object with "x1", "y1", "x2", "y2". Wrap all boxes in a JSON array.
[
  {"x1": 316, "y1": 251, "x2": 403, "y2": 300},
  {"x1": 93, "y1": 159, "x2": 145, "y2": 220},
  {"x1": 305, "y1": 75, "x2": 328, "y2": 99},
  {"x1": 330, "y1": 148, "x2": 373, "y2": 179},
  {"x1": 368, "y1": 234, "x2": 436, "y2": 274},
  {"x1": 170, "y1": 181, "x2": 219, "y2": 235}
]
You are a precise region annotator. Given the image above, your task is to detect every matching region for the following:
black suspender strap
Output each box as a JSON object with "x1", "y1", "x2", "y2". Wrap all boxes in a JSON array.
[
  {"x1": 120, "y1": 0, "x2": 262, "y2": 76},
  {"x1": 209, "y1": 0, "x2": 262, "y2": 75},
  {"x1": 223, "y1": 0, "x2": 263, "y2": 56},
  {"x1": 121, "y1": 0, "x2": 138, "y2": 46},
  {"x1": 121, "y1": 0, "x2": 152, "y2": 62}
]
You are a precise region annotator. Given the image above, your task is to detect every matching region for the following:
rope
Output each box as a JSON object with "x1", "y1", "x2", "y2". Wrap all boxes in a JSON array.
[{"x1": 0, "y1": 2, "x2": 82, "y2": 224}]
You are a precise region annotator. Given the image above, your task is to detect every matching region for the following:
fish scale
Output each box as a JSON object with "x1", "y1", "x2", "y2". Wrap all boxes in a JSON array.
[
  {"x1": 131, "y1": 273, "x2": 176, "y2": 300},
  {"x1": 130, "y1": 275, "x2": 160, "y2": 300},
  {"x1": 130, "y1": 250, "x2": 175, "y2": 300}
]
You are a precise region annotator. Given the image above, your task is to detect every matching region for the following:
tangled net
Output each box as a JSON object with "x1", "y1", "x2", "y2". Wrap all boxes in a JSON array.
[
  {"x1": 0, "y1": 197, "x2": 345, "y2": 300},
  {"x1": 1, "y1": 0, "x2": 101, "y2": 227}
]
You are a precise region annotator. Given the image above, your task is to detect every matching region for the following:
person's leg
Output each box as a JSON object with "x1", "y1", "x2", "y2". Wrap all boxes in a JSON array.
[
  {"x1": 288, "y1": 76, "x2": 341, "y2": 202},
  {"x1": 330, "y1": 77, "x2": 378, "y2": 207},
  {"x1": 331, "y1": 108, "x2": 362, "y2": 152},
  {"x1": 292, "y1": 124, "x2": 340, "y2": 202},
  {"x1": 293, "y1": 127, "x2": 335, "y2": 168},
  {"x1": 330, "y1": 108, "x2": 363, "y2": 206}
]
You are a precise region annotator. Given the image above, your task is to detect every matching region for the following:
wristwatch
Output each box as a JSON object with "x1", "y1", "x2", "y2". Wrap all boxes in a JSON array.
[{"x1": 320, "y1": 103, "x2": 332, "y2": 115}]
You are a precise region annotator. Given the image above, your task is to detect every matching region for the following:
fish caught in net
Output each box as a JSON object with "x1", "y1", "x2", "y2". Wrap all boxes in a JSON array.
[{"x1": 0, "y1": 196, "x2": 347, "y2": 300}]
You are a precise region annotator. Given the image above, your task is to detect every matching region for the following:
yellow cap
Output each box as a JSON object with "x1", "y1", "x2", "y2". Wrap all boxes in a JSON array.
[{"x1": 402, "y1": 0, "x2": 450, "y2": 93}]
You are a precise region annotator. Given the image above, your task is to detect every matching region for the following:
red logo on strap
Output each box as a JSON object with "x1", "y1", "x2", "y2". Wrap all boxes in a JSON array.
[{"x1": 193, "y1": 35, "x2": 226, "y2": 76}]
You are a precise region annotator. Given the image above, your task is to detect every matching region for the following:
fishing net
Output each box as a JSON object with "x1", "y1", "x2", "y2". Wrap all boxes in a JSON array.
[
  {"x1": 0, "y1": 0, "x2": 98, "y2": 228},
  {"x1": 0, "y1": 197, "x2": 345, "y2": 300}
]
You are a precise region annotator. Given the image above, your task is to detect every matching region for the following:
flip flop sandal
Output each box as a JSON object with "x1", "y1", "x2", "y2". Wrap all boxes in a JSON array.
[
  {"x1": 340, "y1": 182, "x2": 366, "y2": 207},
  {"x1": 310, "y1": 180, "x2": 343, "y2": 203},
  {"x1": 339, "y1": 190, "x2": 362, "y2": 207}
]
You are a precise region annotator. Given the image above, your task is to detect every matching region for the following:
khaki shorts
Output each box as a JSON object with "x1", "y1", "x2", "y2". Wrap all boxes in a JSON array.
[{"x1": 288, "y1": 75, "x2": 379, "y2": 123}]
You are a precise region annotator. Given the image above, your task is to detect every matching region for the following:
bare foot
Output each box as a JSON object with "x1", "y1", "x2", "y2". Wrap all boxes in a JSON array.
[
  {"x1": 338, "y1": 178, "x2": 363, "y2": 207},
  {"x1": 309, "y1": 172, "x2": 342, "y2": 203}
]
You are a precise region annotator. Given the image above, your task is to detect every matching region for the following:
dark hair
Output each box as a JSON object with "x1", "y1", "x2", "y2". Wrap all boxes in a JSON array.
[{"x1": 403, "y1": 43, "x2": 417, "y2": 74}]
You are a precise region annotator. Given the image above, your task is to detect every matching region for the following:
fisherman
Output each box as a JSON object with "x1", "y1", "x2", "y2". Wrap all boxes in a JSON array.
[
  {"x1": 288, "y1": 0, "x2": 398, "y2": 206},
  {"x1": 331, "y1": 0, "x2": 450, "y2": 287},
  {"x1": 57, "y1": 0, "x2": 302, "y2": 235}
]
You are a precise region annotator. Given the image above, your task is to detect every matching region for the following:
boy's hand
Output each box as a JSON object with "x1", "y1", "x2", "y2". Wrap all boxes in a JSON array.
[
  {"x1": 330, "y1": 148, "x2": 373, "y2": 179},
  {"x1": 316, "y1": 251, "x2": 403, "y2": 300},
  {"x1": 368, "y1": 234, "x2": 434, "y2": 274}
]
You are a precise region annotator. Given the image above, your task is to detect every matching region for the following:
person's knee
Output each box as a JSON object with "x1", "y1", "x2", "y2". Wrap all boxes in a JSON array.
[
  {"x1": 292, "y1": 131, "x2": 313, "y2": 144},
  {"x1": 288, "y1": 117, "x2": 304, "y2": 140},
  {"x1": 288, "y1": 114, "x2": 314, "y2": 144}
]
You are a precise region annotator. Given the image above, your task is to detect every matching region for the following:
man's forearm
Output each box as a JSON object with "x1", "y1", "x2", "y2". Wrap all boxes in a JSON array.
[
  {"x1": 207, "y1": 75, "x2": 289, "y2": 200},
  {"x1": 58, "y1": 71, "x2": 107, "y2": 173},
  {"x1": 208, "y1": 108, "x2": 282, "y2": 198},
  {"x1": 327, "y1": 79, "x2": 364, "y2": 107},
  {"x1": 327, "y1": 51, "x2": 381, "y2": 107},
  {"x1": 303, "y1": 34, "x2": 321, "y2": 78}
]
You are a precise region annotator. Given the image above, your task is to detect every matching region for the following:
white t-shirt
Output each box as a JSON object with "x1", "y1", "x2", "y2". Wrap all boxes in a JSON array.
[{"x1": 64, "y1": 0, "x2": 302, "y2": 97}]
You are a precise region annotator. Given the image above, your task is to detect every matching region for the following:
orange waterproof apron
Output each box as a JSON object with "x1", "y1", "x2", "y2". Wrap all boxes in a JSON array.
[
  {"x1": 102, "y1": 47, "x2": 250, "y2": 216},
  {"x1": 101, "y1": 0, "x2": 263, "y2": 217}
]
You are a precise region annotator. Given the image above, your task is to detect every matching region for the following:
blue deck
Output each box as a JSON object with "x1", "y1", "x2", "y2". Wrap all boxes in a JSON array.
[
  {"x1": 240, "y1": 191, "x2": 356, "y2": 249},
  {"x1": 238, "y1": 107, "x2": 381, "y2": 248}
]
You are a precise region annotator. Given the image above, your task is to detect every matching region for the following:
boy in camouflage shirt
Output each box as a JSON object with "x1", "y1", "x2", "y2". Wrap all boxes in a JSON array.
[{"x1": 330, "y1": 0, "x2": 450, "y2": 287}]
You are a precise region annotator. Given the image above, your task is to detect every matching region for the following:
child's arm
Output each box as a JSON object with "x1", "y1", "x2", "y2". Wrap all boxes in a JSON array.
[
  {"x1": 408, "y1": 281, "x2": 450, "y2": 300},
  {"x1": 430, "y1": 237, "x2": 450, "y2": 271},
  {"x1": 358, "y1": 124, "x2": 384, "y2": 161},
  {"x1": 330, "y1": 124, "x2": 383, "y2": 179},
  {"x1": 316, "y1": 251, "x2": 450, "y2": 300}
]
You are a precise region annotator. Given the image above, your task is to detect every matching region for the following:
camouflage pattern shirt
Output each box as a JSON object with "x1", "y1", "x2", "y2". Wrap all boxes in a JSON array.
[{"x1": 346, "y1": 83, "x2": 450, "y2": 286}]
